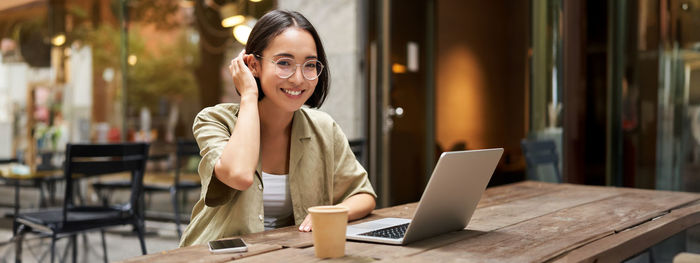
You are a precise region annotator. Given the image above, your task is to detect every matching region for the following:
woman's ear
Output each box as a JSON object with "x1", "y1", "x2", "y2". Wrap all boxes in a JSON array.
[{"x1": 247, "y1": 57, "x2": 260, "y2": 77}]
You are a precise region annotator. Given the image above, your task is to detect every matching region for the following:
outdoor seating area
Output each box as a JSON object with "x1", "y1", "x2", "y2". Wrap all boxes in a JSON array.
[
  {"x1": 2, "y1": 0, "x2": 700, "y2": 262},
  {"x1": 0, "y1": 142, "x2": 202, "y2": 262}
]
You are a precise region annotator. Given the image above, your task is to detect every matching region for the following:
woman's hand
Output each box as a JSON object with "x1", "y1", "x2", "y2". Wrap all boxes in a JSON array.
[
  {"x1": 299, "y1": 214, "x2": 312, "y2": 232},
  {"x1": 229, "y1": 50, "x2": 258, "y2": 98}
]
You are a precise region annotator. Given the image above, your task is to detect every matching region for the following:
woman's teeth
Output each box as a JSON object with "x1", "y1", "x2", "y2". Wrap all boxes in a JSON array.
[{"x1": 283, "y1": 89, "x2": 302, "y2": 96}]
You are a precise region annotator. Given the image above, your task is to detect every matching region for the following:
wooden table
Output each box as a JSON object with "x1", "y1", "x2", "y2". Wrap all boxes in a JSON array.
[
  {"x1": 120, "y1": 181, "x2": 700, "y2": 263},
  {"x1": 0, "y1": 164, "x2": 62, "y2": 218}
]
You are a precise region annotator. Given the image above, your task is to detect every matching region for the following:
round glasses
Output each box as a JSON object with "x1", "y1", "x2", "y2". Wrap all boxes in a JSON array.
[{"x1": 255, "y1": 55, "x2": 324, "y2": 81}]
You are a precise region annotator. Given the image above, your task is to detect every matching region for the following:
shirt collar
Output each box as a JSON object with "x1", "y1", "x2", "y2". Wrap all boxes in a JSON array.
[{"x1": 289, "y1": 108, "x2": 311, "y2": 180}]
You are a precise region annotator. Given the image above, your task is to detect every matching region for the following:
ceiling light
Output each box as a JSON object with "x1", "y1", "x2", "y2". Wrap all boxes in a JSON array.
[
  {"x1": 51, "y1": 34, "x2": 66, "y2": 46},
  {"x1": 220, "y1": 2, "x2": 244, "y2": 28},
  {"x1": 233, "y1": 24, "x2": 252, "y2": 45},
  {"x1": 222, "y1": 15, "x2": 245, "y2": 28},
  {"x1": 128, "y1": 54, "x2": 138, "y2": 66},
  {"x1": 392, "y1": 63, "x2": 406, "y2": 74}
]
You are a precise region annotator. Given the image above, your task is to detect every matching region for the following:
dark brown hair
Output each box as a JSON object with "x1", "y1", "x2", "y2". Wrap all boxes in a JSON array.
[{"x1": 244, "y1": 10, "x2": 330, "y2": 108}]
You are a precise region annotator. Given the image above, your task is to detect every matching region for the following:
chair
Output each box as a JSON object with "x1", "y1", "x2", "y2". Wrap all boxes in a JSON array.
[
  {"x1": 13, "y1": 143, "x2": 149, "y2": 263},
  {"x1": 93, "y1": 140, "x2": 200, "y2": 238},
  {"x1": 142, "y1": 140, "x2": 200, "y2": 239},
  {"x1": 520, "y1": 139, "x2": 562, "y2": 183},
  {"x1": 0, "y1": 158, "x2": 18, "y2": 164},
  {"x1": 349, "y1": 139, "x2": 364, "y2": 162}
]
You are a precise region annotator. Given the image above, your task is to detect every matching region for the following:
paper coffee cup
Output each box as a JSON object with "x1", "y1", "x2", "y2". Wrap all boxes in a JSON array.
[{"x1": 308, "y1": 205, "x2": 349, "y2": 259}]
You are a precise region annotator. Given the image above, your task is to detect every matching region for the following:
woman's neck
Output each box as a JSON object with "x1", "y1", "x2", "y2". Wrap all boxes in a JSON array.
[{"x1": 258, "y1": 100, "x2": 294, "y2": 136}]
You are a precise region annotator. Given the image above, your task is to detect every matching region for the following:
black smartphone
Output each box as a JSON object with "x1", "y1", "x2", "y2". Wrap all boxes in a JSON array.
[{"x1": 208, "y1": 238, "x2": 248, "y2": 254}]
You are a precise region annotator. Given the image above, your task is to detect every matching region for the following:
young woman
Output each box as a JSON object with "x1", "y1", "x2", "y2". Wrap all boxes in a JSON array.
[{"x1": 180, "y1": 10, "x2": 376, "y2": 247}]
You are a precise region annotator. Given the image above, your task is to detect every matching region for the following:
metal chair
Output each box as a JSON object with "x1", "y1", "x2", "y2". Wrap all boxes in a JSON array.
[
  {"x1": 13, "y1": 143, "x2": 149, "y2": 263},
  {"x1": 349, "y1": 139, "x2": 364, "y2": 162},
  {"x1": 142, "y1": 140, "x2": 200, "y2": 239},
  {"x1": 520, "y1": 139, "x2": 562, "y2": 183}
]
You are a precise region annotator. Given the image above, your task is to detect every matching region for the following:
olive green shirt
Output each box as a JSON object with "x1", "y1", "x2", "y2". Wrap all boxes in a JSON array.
[{"x1": 179, "y1": 103, "x2": 376, "y2": 247}]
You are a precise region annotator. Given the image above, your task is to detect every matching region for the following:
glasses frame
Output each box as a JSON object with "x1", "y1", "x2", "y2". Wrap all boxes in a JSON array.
[{"x1": 254, "y1": 54, "x2": 324, "y2": 81}]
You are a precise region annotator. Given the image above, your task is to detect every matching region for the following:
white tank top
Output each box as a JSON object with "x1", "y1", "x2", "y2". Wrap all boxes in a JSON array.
[{"x1": 262, "y1": 171, "x2": 294, "y2": 230}]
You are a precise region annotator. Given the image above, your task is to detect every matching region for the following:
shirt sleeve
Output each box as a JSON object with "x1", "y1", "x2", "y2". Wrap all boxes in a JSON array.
[
  {"x1": 331, "y1": 121, "x2": 377, "y2": 204},
  {"x1": 192, "y1": 107, "x2": 238, "y2": 207}
]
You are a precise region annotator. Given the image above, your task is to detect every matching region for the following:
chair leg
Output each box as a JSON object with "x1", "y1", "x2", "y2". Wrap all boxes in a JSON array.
[
  {"x1": 71, "y1": 235, "x2": 78, "y2": 263},
  {"x1": 170, "y1": 187, "x2": 182, "y2": 239},
  {"x1": 48, "y1": 179, "x2": 57, "y2": 206},
  {"x1": 135, "y1": 220, "x2": 147, "y2": 255},
  {"x1": 38, "y1": 180, "x2": 47, "y2": 208},
  {"x1": 101, "y1": 229, "x2": 109, "y2": 263},
  {"x1": 50, "y1": 233, "x2": 57, "y2": 263},
  {"x1": 14, "y1": 225, "x2": 25, "y2": 263},
  {"x1": 61, "y1": 236, "x2": 71, "y2": 263}
]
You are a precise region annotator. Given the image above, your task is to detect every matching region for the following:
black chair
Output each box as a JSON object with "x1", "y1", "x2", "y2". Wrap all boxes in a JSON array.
[
  {"x1": 349, "y1": 139, "x2": 364, "y2": 162},
  {"x1": 0, "y1": 158, "x2": 18, "y2": 164},
  {"x1": 143, "y1": 140, "x2": 200, "y2": 239},
  {"x1": 520, "y1": 139, "x2": 562, "y2": 183},
  {"x1": 13, "y1": 143, "x2": 149, "y2": 263}
]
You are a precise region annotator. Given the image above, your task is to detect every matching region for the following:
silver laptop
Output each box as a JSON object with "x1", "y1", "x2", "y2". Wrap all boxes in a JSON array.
[{"x1": 346, "y1": 148, "x2": 503, "y2": 245}]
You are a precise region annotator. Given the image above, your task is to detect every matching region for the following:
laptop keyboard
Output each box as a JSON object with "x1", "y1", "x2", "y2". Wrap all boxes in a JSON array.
[{"x1": 358, "y1": 223, "x2": 410, "y2": 239}]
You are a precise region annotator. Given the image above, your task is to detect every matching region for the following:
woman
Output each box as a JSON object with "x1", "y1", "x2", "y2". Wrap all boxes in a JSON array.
[{"x1": 180, "y1": 10, "x2": 376, "y2": 247}]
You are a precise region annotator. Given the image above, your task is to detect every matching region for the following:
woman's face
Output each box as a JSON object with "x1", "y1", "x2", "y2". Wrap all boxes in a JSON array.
[{"x1": 254, "y1": 27, "x2": 319, "y2": 113}]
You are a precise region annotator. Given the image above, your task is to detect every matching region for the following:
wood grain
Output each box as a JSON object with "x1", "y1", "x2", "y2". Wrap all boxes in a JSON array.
[
  {"x1": 469, "y1": 183, "x2": 621, "y2": 232},
  {"x1": 477, "y1": 181, "x2": 566, "y2": 209},
  {"x1": 117, "y1": 243, "x2": 281, "y2": 263},
  {"x1": 399, "y1": 190, "x2": 700, "y2": 262},
  {"x1": 551, "y1": 201, "x2": 700, "y2": 263},
  {"x1": 234, "y1": 247, "x2": 379, "y2": 263}
]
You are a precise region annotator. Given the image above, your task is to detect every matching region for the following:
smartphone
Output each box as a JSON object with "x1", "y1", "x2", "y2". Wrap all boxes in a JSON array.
[{"x1": 208, "y1": 238, "x2": 248, "y2": 254}]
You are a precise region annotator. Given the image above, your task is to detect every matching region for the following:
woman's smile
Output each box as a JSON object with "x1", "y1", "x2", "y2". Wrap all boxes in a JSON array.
[{"x1": 281, "y1": 88, "x2": 305, "y2": 97}]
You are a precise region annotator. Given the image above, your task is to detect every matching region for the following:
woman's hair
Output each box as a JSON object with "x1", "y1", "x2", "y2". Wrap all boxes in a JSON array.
[{"x1": 245, "y1": 10, "x2": 329, "y2": 108}]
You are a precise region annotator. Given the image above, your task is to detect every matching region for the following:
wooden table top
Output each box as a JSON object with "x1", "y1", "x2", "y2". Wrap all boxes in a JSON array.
[
  {"x1": 119, "y1": 181, "x2": 700, "y2": 263},
  {"x1": 0, "y1": 164, "x2": 61, "y2": 180}
]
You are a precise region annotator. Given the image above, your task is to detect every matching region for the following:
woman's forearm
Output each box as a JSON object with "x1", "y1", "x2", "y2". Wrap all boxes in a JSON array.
[
  {"x1": 340, "y1": 193, "x2": 376, "y2": 221},
  {"x1": 214, "y1": 94, "x2": 260, "y2": 190}
]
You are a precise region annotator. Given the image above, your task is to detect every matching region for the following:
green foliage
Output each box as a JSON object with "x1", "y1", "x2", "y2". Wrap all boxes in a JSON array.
[
  {"x1": 74, "y1": 22, "x2": 198, "y2": 114},
  {"x1": 127, "y1": 29, "x2": 199, "y2": 113},
  {"x1": 128, "y1": 0, "x2": 182, "y2": 30}
]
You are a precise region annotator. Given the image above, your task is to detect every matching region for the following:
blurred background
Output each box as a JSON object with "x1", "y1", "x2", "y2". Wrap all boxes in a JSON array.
[{"x1": 0, "y1": 0, "x2": 700, "y2": 261}]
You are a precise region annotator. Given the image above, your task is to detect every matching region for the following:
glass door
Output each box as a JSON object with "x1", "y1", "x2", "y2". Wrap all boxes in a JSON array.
[{"x1": 656, "y1": 0, "x2": 700, "y2": 191}]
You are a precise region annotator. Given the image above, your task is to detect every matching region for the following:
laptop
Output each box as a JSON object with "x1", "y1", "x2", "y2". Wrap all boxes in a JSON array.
[{"x1": 346, "y1": 148, "x2": 503, "y2": 245}]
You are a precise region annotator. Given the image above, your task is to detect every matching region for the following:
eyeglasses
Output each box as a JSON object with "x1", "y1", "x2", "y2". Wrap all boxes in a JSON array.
[{"x1": 255, "y1": 55, "x2": 324, "y2": 81}]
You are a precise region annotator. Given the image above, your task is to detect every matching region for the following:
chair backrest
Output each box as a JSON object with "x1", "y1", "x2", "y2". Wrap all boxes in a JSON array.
[
  {"x1": 0, "y1": 158, "x2": 17, "y2": 164},
  {"x1": 63, "y1": 143, "x2": 150, "y2": 222},
  {"x1": 520, "y1": 139, "x2": 562, "y2": 183},
  {"x1": 348, "y1": 139, "x2": 364, "y2": 162},
  {"x1": 174, "y1": 140, "x2": 200, "y2": 184}
]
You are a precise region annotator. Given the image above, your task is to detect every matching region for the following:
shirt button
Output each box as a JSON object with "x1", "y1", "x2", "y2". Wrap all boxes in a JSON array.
[
  {"x1": 258, "y1": 184, "x2": 263, "y2": 190},
  {"x1": 259, "y1": 214, "x2": 264, "y2": 221}
]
